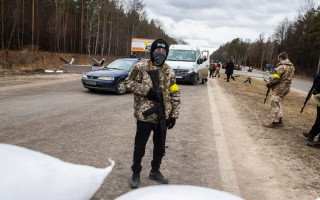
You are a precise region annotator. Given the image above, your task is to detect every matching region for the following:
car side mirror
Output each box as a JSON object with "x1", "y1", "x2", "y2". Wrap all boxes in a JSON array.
[{"x1": 197, "y1": 58, "x2": 204, "y2": 64}]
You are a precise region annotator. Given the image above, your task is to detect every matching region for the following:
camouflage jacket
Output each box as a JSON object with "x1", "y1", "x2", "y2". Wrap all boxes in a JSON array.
[
  {"x1": 124, "y1": 59, "x2": 181, "y2": 123},
  {"x1": 267, "y1": 59, "x2": 295, "y2": 97}
]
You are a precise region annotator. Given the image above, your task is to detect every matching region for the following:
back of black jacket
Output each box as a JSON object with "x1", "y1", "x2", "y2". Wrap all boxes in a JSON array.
[{"x1": 225, "y1": 61, "x2": 234, "y2": 74}]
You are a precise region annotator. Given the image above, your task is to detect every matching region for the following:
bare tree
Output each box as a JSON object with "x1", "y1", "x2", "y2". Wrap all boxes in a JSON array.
[
  {"x1": 7, "y1": 0, "x2": 21, "y2": 50},
  {"x1": 1, "y1": 0, "x2": 4, "y2": 50},
  {"x1": 32, "y1": 0, "x2": 34, "y2": 51},
  {"x1": 299, "y1": 0, "x2": 316, "y2": 15}
]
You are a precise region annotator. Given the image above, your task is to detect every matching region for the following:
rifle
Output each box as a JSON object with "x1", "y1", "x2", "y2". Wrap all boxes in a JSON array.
[
  {"x1": 142, "y1": 69, "x2": 167, "y2": 155},
  {"x1": 301, "y1": 86, "x2": 315, "y2": 113},
  {"x1": 264, "y1": 79, "x2": 271, "y2": 104},
  {"x1": 243, "y1": 76, "x2": 251, "y2": 84}
]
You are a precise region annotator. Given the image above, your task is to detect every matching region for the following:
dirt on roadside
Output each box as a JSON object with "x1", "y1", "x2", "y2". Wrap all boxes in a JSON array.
[
  {"x1": 0, "y1": 50, "x2": 117, "y2": 76},
  {"x1": 215, "y1": 73, "x2": 320, "y2": 198}
]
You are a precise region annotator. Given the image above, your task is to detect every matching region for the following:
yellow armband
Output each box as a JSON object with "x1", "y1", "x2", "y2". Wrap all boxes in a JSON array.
[
  {"x1": 273, "y1": 73, "x2": 280, "y2": 79},
  {"x1": 170, "y1": 83, "x2": 179, "y2": 93}
]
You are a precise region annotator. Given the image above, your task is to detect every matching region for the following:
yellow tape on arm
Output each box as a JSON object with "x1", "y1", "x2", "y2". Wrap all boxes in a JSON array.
[
  {"x1": 170, "y1": 83, "x2": 179, "y2": 93},
  {"x1": 273, "y1": 73, "x2": 280, "y2": 79}
]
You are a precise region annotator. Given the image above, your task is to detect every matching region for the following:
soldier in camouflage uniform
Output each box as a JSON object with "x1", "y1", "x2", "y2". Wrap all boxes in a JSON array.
[
  {"x1": 264, "y1": 52, "x2": 295, "y2": 128},
  {"x1": 125, "y1": 39, "x2": 181, "y2": 188},
  {"x1": 303, "y1": 72, "x2": 320, "y2": 148}
]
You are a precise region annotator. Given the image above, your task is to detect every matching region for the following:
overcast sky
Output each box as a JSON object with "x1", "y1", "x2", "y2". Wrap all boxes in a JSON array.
[{"x1": 143, "y1": 0, "x2": 320, "y2": 51}]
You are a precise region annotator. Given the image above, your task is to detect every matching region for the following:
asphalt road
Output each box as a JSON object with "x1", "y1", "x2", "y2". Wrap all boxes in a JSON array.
[
  {"x1": 232, "y1": 67, "x2": 313, "y2": 93},
  {"x1": 0, "y1": 75, "x2": 222, "y2": 199},
  {"x1": 1, "y1": 74, "x2": 317, "y2": 200}
]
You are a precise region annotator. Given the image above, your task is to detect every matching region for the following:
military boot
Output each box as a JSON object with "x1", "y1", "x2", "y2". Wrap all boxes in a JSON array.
[
  {"x1": 303, "y1": 131, "x2": 310, "y2": 139},
  {"x1": 130, "y1": 172, "x2": 140, "y2": 188},
  {"x1": 149, "y1": 170, "x2": 169, "y2": 184},
  {"x1": 264, "y1": 122, "x2": 277, "y2": 128},
  {"x1": 307, "y1": 141, "x2": 320, "y2": 149},
  {"x1": 277, "y1": 117, "x2": 284, "y2": 127}
]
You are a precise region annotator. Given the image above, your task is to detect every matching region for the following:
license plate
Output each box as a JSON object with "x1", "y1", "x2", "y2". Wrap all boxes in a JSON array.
[
  {"x1": 85, "y1": 80, "x2": 96, "y2": 85},
  {"x1": 176, "y1": 76, "x2": 182, "y2": 79}
]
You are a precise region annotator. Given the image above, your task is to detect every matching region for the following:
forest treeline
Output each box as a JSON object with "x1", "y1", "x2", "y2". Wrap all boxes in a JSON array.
[
  {"x1": 211, "y1": 4, "x2": 320, "y2": 77},
  {"x1": 0, "y1": 0, "x2": 178, "y2": 57}
]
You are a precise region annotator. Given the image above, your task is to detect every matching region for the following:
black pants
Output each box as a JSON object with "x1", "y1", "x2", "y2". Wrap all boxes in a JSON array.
[
  {"x1": 209, "y1": 70, "x2": 215, "y2": 78},
  {"x1": 309, "y1": 106, "x2": 320, "y2": 141},
  {"x1": 226, "y1": 73, "x2": 235, "y2": 82},
  {"x1": 131, "y1": 120, "x2": 166, "y2": 173}
]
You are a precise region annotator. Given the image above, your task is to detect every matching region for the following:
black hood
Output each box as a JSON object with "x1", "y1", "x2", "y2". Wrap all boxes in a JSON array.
[{"x1": 150, "y1": 39, "x2": 169, "y2": 65}]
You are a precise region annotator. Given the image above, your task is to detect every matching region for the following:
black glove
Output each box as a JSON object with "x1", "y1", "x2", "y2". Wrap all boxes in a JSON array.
[
  {"x1": 313, "y1": 89, "x2": 319, "y2": 95},
  {"x1": 147, "y1": 88, "x2": 157, "y2": 101},
  {"x1": 266, "y1": 82, "x2": 272, "y2": 88},
  {"x1": 167, "y1": 118, "x2": 176, "y2": 129}
]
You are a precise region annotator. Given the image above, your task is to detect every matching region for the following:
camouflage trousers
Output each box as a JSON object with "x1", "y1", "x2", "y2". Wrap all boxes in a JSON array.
[
  {"x1": 214, "y1": 67, "x2": 220, "y2": 77},
  {"x1": 270, "y1": 94, "x2": 283, "y2": 122}
]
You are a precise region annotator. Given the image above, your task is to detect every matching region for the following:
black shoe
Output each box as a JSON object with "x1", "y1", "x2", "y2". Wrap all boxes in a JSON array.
[
  {"x1": 303, "y1": 131, "x2": 309, "y2": 138},
  {"x1": 130, "y1": 173, "x2": 140, "y2": 188},
  {"x1": 149, "y1": 170, "x2": 169, "y2": 184},
  {"x1": 303, "y1": 131, "x2": 315, "y2": 142},
  {"x1": 307, "y1": 141, "x2": 320, "y2": 149}
]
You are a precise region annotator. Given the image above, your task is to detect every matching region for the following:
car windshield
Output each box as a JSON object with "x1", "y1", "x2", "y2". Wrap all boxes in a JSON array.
[
  {"x1": 104, "y1": 59, "x2": 136, "y2": 71},
  {"x1": 167, "y1": 50, "x2": 196, "y2": 62}
]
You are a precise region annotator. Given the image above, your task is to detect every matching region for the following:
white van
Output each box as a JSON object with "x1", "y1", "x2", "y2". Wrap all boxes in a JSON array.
[{"x1": 166, "y1": 45, "x2": 210, "y2": 85}]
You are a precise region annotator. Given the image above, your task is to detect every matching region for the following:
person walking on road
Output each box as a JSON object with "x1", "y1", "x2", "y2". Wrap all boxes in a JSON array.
[
  {"x1": 124, "y1": 39, "x2": 181, "y2": 188},
  {"x1": 214, "y1": 61, "x2": 221, "y2": 77},
  {"x1": 303, "y1": 72, "x2": 320, "y2": 149},
  {"x1": 209, "y1": 60, "x2": 216, "y2": 78},
  {"x1": 264, "y1": 52, "x2": 295, "y2": 128},
  {"x1": 225, "y1": 59, "x2": 235, "y2": 82}
]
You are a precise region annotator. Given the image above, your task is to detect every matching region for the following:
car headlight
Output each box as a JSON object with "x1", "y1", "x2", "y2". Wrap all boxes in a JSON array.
[
  {"x1": 82, "y1": 74, "x2": 87, "y2": 79},
  {"x1": 97, "y1": 77, "x2": 114, "y2": 81},
  {"x1": 188, "y1": 64, "x2": 196, "y2": 74}
]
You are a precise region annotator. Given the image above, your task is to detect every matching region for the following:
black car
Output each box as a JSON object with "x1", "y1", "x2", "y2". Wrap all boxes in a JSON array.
[{"x1": 81, "y1": 57, "x2": 143, "y2": 94}]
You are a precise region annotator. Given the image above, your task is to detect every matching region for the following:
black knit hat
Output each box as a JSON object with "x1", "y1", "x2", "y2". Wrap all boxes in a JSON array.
[{"x1": 150, "y1": 39, "x2": 169, "y2": 63}]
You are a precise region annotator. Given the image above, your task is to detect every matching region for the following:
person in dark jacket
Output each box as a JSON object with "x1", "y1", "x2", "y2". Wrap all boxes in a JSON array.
[
  {"x1": 303, "y1": 72, "x2": 320, "y2": 148},
  {"x1": 225, "y1": 59, "x2": 235, "y2": 82}
]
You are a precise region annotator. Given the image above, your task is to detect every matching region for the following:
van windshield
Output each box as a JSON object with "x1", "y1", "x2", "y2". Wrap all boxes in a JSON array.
[{"x1": 167, "y1": 50, "x2": 196, "y2": 62}]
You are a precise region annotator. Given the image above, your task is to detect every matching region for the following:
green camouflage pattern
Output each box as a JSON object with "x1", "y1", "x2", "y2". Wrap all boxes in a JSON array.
[
  {"x1": 124, "y1": 59, "x2": 181, "y2": 123},
  {"x1": 267, "y1": 59, "x2": 295, "y2": 98},
  {"x1": 270, "y1": 94, "x2": 283, "y2": 122}
]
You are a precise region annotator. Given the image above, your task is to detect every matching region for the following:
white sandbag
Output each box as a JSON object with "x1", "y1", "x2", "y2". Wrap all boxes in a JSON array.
[
  {"x1": 115, "y1": 185, "x2": 245, "y2": 200},
  {"x1": 0, "y1": 143, "x2": 114, "y2": 200}
]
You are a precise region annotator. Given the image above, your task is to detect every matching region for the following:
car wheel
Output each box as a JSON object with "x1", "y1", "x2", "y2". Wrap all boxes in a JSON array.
[
  {"x1": 192, "y1": 74, "x2": 198, "y2": 85},
  {"x1": 115, "y1": 79, "x2": 126, "y2": 95}
]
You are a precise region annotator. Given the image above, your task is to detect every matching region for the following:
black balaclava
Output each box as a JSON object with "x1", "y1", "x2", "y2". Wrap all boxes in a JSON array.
[{"x1": 150, "y1": 39, "x2": 169, "y2": 66}]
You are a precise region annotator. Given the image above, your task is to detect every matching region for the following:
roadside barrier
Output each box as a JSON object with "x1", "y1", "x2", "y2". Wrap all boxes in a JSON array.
[{"x1": 63, "y1": 65, "x2": 102, "y2": 73}]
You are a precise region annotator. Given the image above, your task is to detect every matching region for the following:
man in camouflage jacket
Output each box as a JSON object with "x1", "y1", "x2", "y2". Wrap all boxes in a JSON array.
[
  {"x1": 264, "y1": 52, "x2": 295, "y2": 128},
  {"x1": 125, "y1": 39, "x2": 181, "y2": 188}
]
